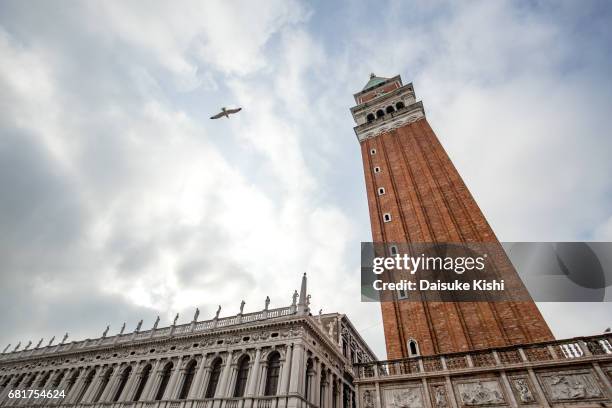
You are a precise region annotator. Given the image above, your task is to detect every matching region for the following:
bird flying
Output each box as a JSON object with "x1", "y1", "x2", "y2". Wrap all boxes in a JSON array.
[{"x1": 210, "y1": 107, "x2": 242, "y2": 119}]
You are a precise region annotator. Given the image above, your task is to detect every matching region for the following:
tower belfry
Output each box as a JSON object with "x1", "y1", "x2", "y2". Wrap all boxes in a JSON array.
[{"x1": 351, "y1": 74, "x2": 554, "y2": 359}]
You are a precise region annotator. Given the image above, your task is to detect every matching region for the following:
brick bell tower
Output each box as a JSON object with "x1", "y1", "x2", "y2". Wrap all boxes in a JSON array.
[{"x1": 351, "y1": 74, "x2": 554, "y2": 359}]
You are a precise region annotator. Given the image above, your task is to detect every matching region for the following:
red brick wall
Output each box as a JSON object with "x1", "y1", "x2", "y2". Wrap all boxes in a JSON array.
[{"x1": 361, "y1": 118, "x2": 554, "y2": 359}]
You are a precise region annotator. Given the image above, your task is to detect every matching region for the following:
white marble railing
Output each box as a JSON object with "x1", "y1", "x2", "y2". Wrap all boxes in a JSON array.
[{"x1": 0, "y1": 306, "x2": 297, "y2": 363}]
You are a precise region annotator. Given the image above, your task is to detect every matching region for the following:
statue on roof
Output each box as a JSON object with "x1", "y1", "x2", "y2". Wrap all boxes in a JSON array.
[
  {"x1": 119, "y1": 323, "x2": 126, "y2": 334},
  {"x1": 193, "y1": 308, "x2": 200, "y2": 322},
  {"x1": 153, "y1": 316, "x2": 160, "y2": 329},
  {"x1": 239, "y1": 300, "x2": 245, "y2": 314},
  {"x1": 265, "y1": 296, "x2": 270, "y2": 310},
  {"x1": 215, "y1": 305, "x2": 221, "y2": 319},
  {"x1": 173, "y1": 313, "x2": 179, "y2": 326},
  {"x1": 102, "y1": 325, "x2": 109, "y2": 337},
  {"x1": 61, "y1": 333, "x2": 69, "y2": 344},
  {"x1": 292, "y1": 290, "x2": 298, "y2": 306},
  {"x1": 48, "y1": 336, "x2": 55, "y2": 346},
  {"x1": 136, "y1": 320, "x2": 143, "y2": 332}
]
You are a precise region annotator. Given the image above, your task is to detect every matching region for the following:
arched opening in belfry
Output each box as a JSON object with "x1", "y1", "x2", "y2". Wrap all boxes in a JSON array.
[
  {"x1": 386, "y1": 105, "x2": 395, "y2": 114},
  {"x1": 366, "y1": 113, "x2": 375, "y2": 122},
  {"x1": 396, "y1": 101, "x2": 405, "y2": 110},
  {"x1": 376, "y1": 110, "x2": 385, "y2": 118}
]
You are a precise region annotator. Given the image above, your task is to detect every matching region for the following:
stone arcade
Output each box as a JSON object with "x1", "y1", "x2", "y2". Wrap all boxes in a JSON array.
[{"x1": 0, "y1": 274, "x2": 376, "y2": 408}]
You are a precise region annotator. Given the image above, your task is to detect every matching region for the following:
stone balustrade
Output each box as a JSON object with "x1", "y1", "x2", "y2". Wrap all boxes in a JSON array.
[
  {"x1": 354, "y1": 334, "x2": 612, "y2": 408},
  {"x1": 0, "y1": 306, "x2": 297, "y2": 364}
]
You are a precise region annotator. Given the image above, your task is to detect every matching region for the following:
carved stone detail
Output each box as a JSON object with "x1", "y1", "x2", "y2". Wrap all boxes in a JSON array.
[
  {"x1": 384, "y1": 386, "x2": 425, "y2": 408},
  {"x1": 510, "y1": 377, "x2": 535, "y2": 404},
  {"x1": 362, "y1": 389, "x2": 377, "y2": 408},
  {"x1": 539, "y1": 371, "x2": 603, "y2": 401},
  {"x1": 455, "y1": 380, "x2": 505, "y2": 406},
  {"x1": 430, "y1": 384, "x2": 448, "y2": 407}
]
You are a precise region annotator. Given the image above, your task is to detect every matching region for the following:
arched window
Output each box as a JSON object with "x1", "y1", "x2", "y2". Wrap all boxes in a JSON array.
[
  {"x1": 66, "y1": 370, "x2": 79, "y2": 394},
  {"x1": 52, "y1": 371, "x2": 65, "y2": 388},
  {"x1": 179, "y1": 360, "x2": 197, "y2": 399},
  {"x1": 133, "y1": 364, "x2": 151, "y2": 402},
  {"x1": 205, "y1": 358, "x2": 223, "y2": 398},
  {"x1": 264, "y1": 352, "x2": 281, "y2": 396},
  {"x1": 113, "y1": 366, "x2": 132, "y2": 402},
  {"x1": 408, "y1": 339, "x2": 419, "y2": 356},
  {"x1": 155, "y1": 362, "x2": 173, "y2": 401},
  {"x1": 1, "y1": 375, "x2": 12, "y2": 392},
  {"x1": 376, "y1": 110, "x2": 384, "y2": 118},
  {"x1": 396, "y1": 101, "x2": 405, "y2": 110},
  {"x1": 233, "y1": 355, "x2": 250, "y2": 397},
  {"x1": 386, "y1": 106, "x2": 395, "y2": 114},
  {"x1": 76, "y1": 369, "x2": 96, "y2": 403},
  {"x1": 94, "y1": 368, "x2": 113, "y2": 403},
  {"x1": 24, "y1": 373, "x2": 37, "y2": 388},
  {"x1": 366, "y1": 113, "x2": 375, "y2": 122},
  {"x1": 305, "y1": 359, "x2": 314, "y2": 402},
  {"x1": 37, "y1": 372, "x2": 51, "y2": 388}
]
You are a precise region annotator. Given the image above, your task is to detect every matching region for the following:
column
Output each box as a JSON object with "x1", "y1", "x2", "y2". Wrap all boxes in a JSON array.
[
  {"x1": 288, "y1": 344, "x2": 304, "y2": 395},
  {"x1": 64, "y1": 369, "x2": 86, "y2": 404},
  {"x1": 246, "y1": 348, "x2": 262, "y2": 397},
  {"x1": 54, "y1": 368, "x2": 74, "y2": 406},
  {"x1": 99, "y1": 365, "x2": 120, "y2": 402},
  {"x1": 163, "y1": 358, "x2": 183, "y2": 400},
  {"x1": 141, "y1": 360, "x2": 162, "y2": 401},
  {"x1": 279, "y1": 344, "x2": 293, "y2": 400},
  {"x1": 119, "y1": 363, "x2": 141, "y2": 401},
  {"x1": 81, "y1": 368, "x2": 104, "y2": 403},
  {"x1": 189, "y1": 356, "x2": 208, "y2": 399},
  {"x1": 216, "y1": 350, "x2": 234, "y2": 398},
  {"x1": 313, "y1": 361, "x2": 321, "y2": 407},
  {"x1": 122, "y1": 362, "x2": 144, "y2": 402}
]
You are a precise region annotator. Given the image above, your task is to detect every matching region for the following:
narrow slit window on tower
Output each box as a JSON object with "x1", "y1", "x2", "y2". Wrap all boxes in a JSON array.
[
  {"x1": 383, "y1": 213, "x2": 391, "y2": 223},
  {"x1": 378, "y1": 187, "x2": 385, "y2": 195},
  {"x1": 370, "y1": 148, "x2": 376, "y2": 155},
  {"x1": 374, "y1": 166, "x2": 381, "y2": 173},
  {"x1": 389, "y1": 245, "x2": 398, "y2": 255}
]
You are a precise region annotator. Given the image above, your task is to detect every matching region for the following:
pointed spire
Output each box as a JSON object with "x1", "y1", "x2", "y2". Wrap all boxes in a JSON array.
[{"x1": 297, "y1": 272, "x2": 309, "y2": 314}]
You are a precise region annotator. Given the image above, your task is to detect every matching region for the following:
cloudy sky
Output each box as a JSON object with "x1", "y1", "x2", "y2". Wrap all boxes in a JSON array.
[{"x1": 0, "y1": 0, "x2": 611, "y2": 358}]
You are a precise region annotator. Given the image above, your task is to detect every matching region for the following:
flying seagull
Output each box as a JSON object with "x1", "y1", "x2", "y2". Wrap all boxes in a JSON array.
[{"x1": 210, "y1": 107, "x2": 242, "y2": 119}]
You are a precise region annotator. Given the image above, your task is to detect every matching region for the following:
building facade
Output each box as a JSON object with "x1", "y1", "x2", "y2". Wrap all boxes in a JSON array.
[
  {"x1": 351, "y1": 74, "x2": 554, "y2": 359},
  {"x1": 0, "y1": 275, "x2": 376, "y2": 408}
]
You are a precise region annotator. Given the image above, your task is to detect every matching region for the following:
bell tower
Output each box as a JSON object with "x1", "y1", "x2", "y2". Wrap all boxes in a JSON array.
[{"x1": 351, "y1": 74, "x2": 554, "y2": 359}]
